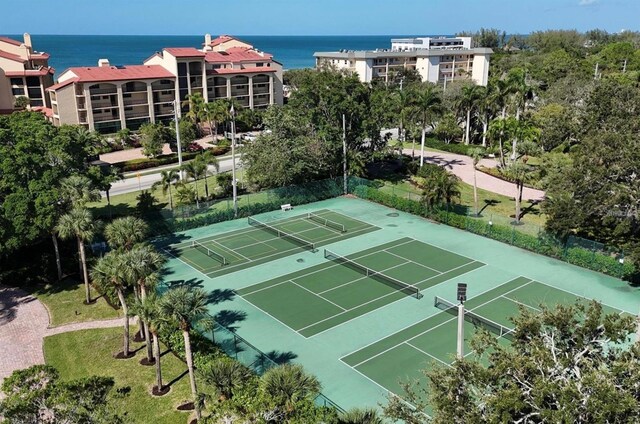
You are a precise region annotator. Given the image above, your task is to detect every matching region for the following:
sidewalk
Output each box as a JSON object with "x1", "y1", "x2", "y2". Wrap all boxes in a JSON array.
[
  {"x1": 99, "y1": 136, "x2": 217, "y2": 164},
  {"x1": 405, "y1": 148, "x2": 545, "y2": 201}
]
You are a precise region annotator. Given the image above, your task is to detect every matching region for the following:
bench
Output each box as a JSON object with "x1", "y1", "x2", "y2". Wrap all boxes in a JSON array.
[{"x1": 281, "y1": 203, "x2": 293, "y2": 211}]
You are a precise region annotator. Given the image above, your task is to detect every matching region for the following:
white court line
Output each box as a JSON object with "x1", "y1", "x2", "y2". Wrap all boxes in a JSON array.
[
  {"x1": 290, "y1": 280, "x2": 347, "y2": 312},
  {"x1": 161, "y1": 247, "x2": 211, "y2": 280},
  {"x1": 382, "y1": 249, "x2": 443, "y2": 275},
  {"x1": 500, "y1": 294, "x2": 542, "y2": 312},
  {"x1": 342, "y1": 277, "x2": 534, "y2": 367},
  {"x1": 207, "y1": 237, "x2": 251, "y2": 261},
  {"x1": 405, "y1": 342, "x2": 450, "y2": 367},
  {"x1": 303, "y1": 261, "x2": 486, "y2": 338},
  {"x1": 317, "y1": 261, "x2": 414, "y2": 295}
]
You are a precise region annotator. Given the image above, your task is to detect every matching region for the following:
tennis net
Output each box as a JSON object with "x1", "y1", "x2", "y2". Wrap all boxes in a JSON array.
[
  {"x1": 248, "y1": 217, "x2": 315, "y2": 251},
  {"x1": 434, "y1": 296, "x2": 515, "y2": 341},
  {"x1": 307, "y1": 212, "x2": 346, "y2": 233},
  {"x1": 324, "y1": 249, "x2": 421, "y2": 299},
  {"x1": 191, "y1": 240, "x2": 227, "y2": 265}
]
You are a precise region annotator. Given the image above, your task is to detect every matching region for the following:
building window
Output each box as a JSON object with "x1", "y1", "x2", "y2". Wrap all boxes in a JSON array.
[
  {"x1": 256, "y1": 63, "x2": 264, "y2": 67},
  {"x1": 12, "y1": 87, "x2": 25, "y2": 96},
  {"x1": 10, "y1": 78, "x2": 22, "y2": 86}
]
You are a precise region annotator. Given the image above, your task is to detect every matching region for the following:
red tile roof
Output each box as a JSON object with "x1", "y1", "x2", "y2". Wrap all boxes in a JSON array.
[
  {"x1": 47, "y1": 78, "x2": 77, "y2": 91},
  {"x1": 209, "y1": 35, "x2": 237, "y2": 47},
  {"x1": 207, "y1": 67, "x2": 277, "y2": 75},
  {"x1": 205, "y1": 48, "x2": 272, "y2": 64},
  {"x1": 0, "y1": 36, "x2": 22, "y2": 47},
  {"x1": 63, "y1": 65, "x2": 175, "y2": 83},
  {"x1": 5, "y1": 67, "x2": 54, "y2": 77},
  {"x1": 164, "y1": 47, "x2": 206, "y2": 58},
  {"x1": 32, "y1": 106, "x2": 53, "y2": 118},
  {"x1": 30, "y1": 52, "x2": 50, "y2": 60},
  {"x1": 0, "y1": 49, "x2": 26, "y2": 63}
]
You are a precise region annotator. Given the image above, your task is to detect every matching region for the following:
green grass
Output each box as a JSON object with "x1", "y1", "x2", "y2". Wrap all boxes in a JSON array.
[
  {"x1": 88, "y1": 170, "x2": 247, "y2": 219},
  {"x1": 29, "y1": 277, "x2": 120, "y2": 327},
  {"x1": 379, "y1": 178, "x2": 547, "y2": 232},
  {"x1": 44, "y1": 327, "x2": 193, "y2": 424}
]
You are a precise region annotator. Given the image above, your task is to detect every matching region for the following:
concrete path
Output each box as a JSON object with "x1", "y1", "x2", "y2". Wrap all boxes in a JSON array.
[
  {"x1": 0, "y1": 284, "x2": 135, "y2": 386},
  {"x1": 99, "y1": 136, "x2": 216, "y2": 164},
  {"x1": 405, "y1": 148, "x2": 545, "y2": 201}
]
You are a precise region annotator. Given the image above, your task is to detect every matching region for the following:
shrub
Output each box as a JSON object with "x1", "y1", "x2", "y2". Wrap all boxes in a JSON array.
[
  {"x1": 115, "y1": 147, "x2": 230, "y2": 172},
  {"x1": 419, "y1": 137, "x2": 485, "y2": 156}
]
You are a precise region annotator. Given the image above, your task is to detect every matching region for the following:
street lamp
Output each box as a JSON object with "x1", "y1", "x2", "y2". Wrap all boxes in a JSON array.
[
  {"x1": 456, "y1": 283, "x2": 467, "y2": 359},
  {"x1": 230, "y1": 105, "x2": 238, "y2": 217},
  {"x1": 171, "y1": 100, "x2": 184, "y2": 180}
]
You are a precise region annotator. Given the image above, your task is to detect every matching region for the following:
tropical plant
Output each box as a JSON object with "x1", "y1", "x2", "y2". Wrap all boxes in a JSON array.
[
  {"x1": 59, "y1": 174, "x2": 101, "y2": 207},
  {"x1": 502, "y1": 160, "x2": 533, "y2": 224},
  {"x1": 198, "y1": 357, "x2": 253, "y2": 402},
  {"x1": 182, "y1": 160, "x2": 206, "y2": 208},
  {"x1": 457, "y1": 84, "x2": 484, "y2": 144},
  {"x1": 160, "y1": 286, "x2": 213, "y2": 418},
  {"x1": 421, "y1": 170, "x2": 461, "y2": 210},
  {"x1": 115, "y1": 128, "x2": 132, "y2": 147},
  {"x1": 175, "y1": 182, "x2": 197, "y2": 206},
  {"x1": 91, "y1": 251, "x2": 132, "y2": 357},
  {"x1": 413, "y1": 82, "x2": 444, "y2": 166},
  {"x1": 469, "y1": 147, "x2": 484, "y2": 216},
  {"x1": 198, "y1": 151, "x2": 220, "y2": 199},
  {"x1": 183, "y1": 92, "x2": 207, "y2": 125},
  {"x1": 104, "y1": 216, "x2": 148, "y2": 252},
  {"x1": 131, "y1": 293, "x2": 166, "y2": 392},
  {"x1": 205, "y1": 99, "x2": 231, "y2": 142},
  {"x1": 56, "y1": 207, "x2": 98, "y2": 304},
  {"x1": 152, "y1": 169, "x2": 180, "y2": 210},
  {"x1": 124, "y1": 245, "x2": 165, "y2": 363},
  {"x1": 337, "y1": 408, "x2": 384, "y2": 424},
  {"x1": 259, "y1": 363, "x2": 321, "y2": 415}
]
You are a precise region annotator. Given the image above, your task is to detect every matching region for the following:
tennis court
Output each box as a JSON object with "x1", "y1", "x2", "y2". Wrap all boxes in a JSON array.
[
  {"x1": 163, "y1": 209, "x2": 378, "y2": 278},
  {"x1": 236, "y1": 237, "x2": 485, "y2": 337},
  {"x1": 341, "y1": 275, "x2": 631, "y2": 403}
]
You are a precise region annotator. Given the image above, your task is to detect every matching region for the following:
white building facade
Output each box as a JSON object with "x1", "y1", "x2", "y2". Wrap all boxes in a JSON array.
[{"x1": 314, "y1": 37, "x2": 492, "y2": 86}]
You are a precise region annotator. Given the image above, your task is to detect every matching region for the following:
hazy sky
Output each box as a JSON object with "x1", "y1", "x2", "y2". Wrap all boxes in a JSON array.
[{"x1": 1, "y1": 0, "x2": 637, "y2": 35}]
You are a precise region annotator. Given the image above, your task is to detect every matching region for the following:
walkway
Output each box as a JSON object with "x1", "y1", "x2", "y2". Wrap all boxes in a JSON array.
[
  {"x1": 404, "y1": 148, "x2": 545, "y2": 201},
  {"x1": 0, "y1": 285, "x2": 134, "y2": 385},
  {"x1": 99, "y1": 135, "x2": 217, "y2": 164}
]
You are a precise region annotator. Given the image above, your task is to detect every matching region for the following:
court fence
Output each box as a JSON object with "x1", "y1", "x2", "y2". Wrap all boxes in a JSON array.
[
  {"x1": 351, "y1": 180, "x2": 635, "y2": 281},
  {"x1": 209, "y1": 318, "x2": 345, "y2": 413}
]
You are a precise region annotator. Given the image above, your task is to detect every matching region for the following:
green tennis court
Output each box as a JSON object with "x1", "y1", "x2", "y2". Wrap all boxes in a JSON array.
[
  {"x1": 163, "y1": 209, "x2": 378, "y2": 278},
  {"x1": 236, "y1": 237, "x2": 485, "y2": 337},
  {"x1": 341, "y1": 276, "x2": 631, "y2": 407}
]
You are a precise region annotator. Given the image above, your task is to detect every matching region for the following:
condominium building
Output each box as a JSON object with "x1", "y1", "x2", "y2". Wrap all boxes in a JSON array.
[
  {"x1": 48, "y1": 35, "x2": 283, "y2": 133},
  {"x1": 0, "y1": 33, "x2": 54, "y2": 113},
  {"x1": 314, "y1": 37, "x2": 492, "y2": 86}
]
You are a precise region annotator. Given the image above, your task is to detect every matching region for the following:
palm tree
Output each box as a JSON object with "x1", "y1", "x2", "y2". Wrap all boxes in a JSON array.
[
  {"x1": 197, "y1": 151, "x2": 219, "y2": 199},
  {"x1": 182, "y1": 92, "x2": 207, "y2": 126},
  {"x1": 198, "y1": 357, "x2": 252, "y2": 402},
  {"x1": 181, "y1": 161, "x2": 206, "y2": 208},
  {"x1": 413, "y1": 83, "x2": 443, "y2": 167},
  {"x1": 205, "y1": 100, "x2": 230, "y2": 142},
  {"x1": 488, "y1": 117, "x2": 517, "y2": 167},
  {"x1": 503, "y1": 161, "x2": 530, "y2": 224},
  {"x1": 132, "y1": 294, "x2": 167, "y2": 393},
  {"x1": 152, "y1": 169, "x2": 179, "y2": 210},
  {"x1": 160, "y1": 286, "x2": 213, "y2": 418},
  {"x1": 469, "y1": 147, "x2": 484, "y2": 217},
  {"x1": 60, "y1": 175, "x2": 101, "y2": 207},
  {"x1": 393, "y1": 86, "x2": 416, "y2": 144},
  {"x1": 56, "y1": 207, "x2": 98, "y2": 304},
  {"x1": 124, "y1": 245, "x2": 165, "y2": 363},
  {"x1": 458, "y1": 84, "x2": 483, "y2": 145},
  {"x1": 422, "y1": 171, "x2": 461, "y2": 210},
  {"x1": 259, "y1": 363, "x2": 321, "y2": 414},
  {"x1": 91, "y1": 252, "x2": 132, "y2": 357},
  {"x1": 476, "y1": 85, "x2": 494, "y2": 147},
  {"x1": 104, "y1": 216, "x2": 148, "y2": 252},
  {"x1": 337, "y1": 408, "x2": 384, "y2": 424}
]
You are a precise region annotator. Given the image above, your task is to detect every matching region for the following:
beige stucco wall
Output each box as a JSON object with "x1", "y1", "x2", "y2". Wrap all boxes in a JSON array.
[
  {"x1": 0, "y1": 56, "x2": 25, "y2": 72},
  {"x1": 471, "y1": 54, "x2": 490, "y2": 86},
  {"x1": 52, "y1": 84, "x2": 79, "y2": 125},
  {"x1": 212, "y1": 39, "x2": 253, "y2": 52},
  {"x1": 0, "y1": 69, "x2": 14, "y2": 110}
]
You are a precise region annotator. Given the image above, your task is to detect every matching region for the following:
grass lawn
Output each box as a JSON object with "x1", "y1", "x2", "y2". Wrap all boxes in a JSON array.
[
  {"x1": 44, "y1": 327, "x2": 193, "y2": 424},
  {"x1": 29, "y1": 277, "x2": 120, "y2": 327},
  {"x1": 379, "y1": 178, "x2": 546, "y2": 233},
  {"x1": 88, "y1": 169, "x2": 247, "y2": 219}
]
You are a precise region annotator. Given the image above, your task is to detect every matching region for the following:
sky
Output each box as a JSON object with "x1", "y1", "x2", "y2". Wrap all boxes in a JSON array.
[{"x1": 1, "y1": 0, "x2": 638, "y2": 36}]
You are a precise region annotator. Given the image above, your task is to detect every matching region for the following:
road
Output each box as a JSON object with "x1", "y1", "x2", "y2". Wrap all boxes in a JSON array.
[{"x1": 106, "y1": 156, "x2": 243, "y2": 197}]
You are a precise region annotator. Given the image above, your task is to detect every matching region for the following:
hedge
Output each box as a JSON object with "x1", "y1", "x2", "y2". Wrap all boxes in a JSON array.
[
  {"x1": 114, "y1": 146, "x2": 230, "y2": 172},
  {"x1": 418, "y1": 138, "x2": 484, "y2": 156},
  {"x1": 352, "y1": 185, "x2": 635, "y2": 280}
]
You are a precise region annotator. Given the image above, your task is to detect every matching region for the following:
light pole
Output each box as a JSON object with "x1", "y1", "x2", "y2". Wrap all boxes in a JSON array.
[
  {"x1": 456, "y1": 283, "x2": 467, "y2": 359},
  {"x1": 171, "y1": 100, "x2": 184, "y2": 180},
  {"x1": 230, "y1": 105, "x2": 238, "y2": 217},
  {"x1": 342, "y1": 113, "x2": 347, "y2": 195}
]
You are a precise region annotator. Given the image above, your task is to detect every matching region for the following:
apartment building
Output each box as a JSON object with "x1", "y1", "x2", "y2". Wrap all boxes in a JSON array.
[
  {"x1": 48, "y1": 35, "x2": 283, "y2": 133},
  {"x1": 0, "y1": 33, "x2": 54, "y2": 113},
  {"x1": 314, "y1": 37, "x2": 492, "y2": 86}
]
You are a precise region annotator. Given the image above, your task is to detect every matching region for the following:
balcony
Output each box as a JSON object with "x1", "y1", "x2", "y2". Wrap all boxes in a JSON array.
[
  {"x1": 89, "y1": 87, "x2": 118, "y2": 96},
  {"x1": 78, "y1": 111, "x2": 88, "y2": 123},
  {"x1": 123, "y1": 97, "x2": 149, "y2": 107},
  {"x1": 125, "y1": 110, "x2": 151, "y2": 119}
]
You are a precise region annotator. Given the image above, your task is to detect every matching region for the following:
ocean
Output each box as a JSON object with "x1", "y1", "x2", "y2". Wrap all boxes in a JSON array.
[{"x1": 10, "y1": 34, "x2": 430, "y2": 76}]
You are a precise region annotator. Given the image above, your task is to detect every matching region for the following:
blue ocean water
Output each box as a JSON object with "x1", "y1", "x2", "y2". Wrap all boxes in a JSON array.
[{"x1": 9, "y1": 34, "x2": 429, "y2": 76}]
